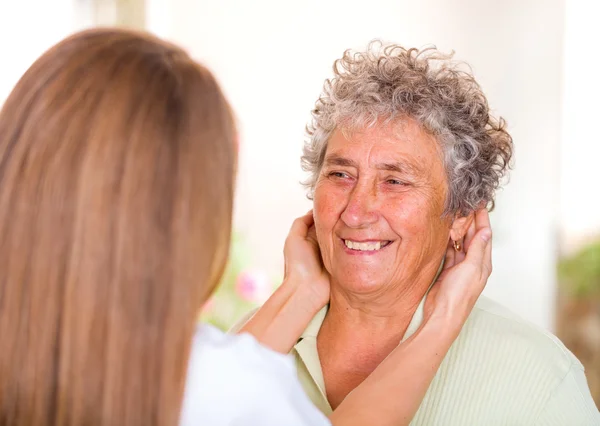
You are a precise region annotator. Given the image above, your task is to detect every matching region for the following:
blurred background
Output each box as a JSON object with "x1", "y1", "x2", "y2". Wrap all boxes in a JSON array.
[{"x1": 1, "y1": 0, "x2": 598, "y2": 406}]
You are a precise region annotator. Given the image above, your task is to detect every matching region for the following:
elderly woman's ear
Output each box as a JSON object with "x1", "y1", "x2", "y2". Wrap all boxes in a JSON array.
[{"x1": 449, "y1": 212, "x2": 476, "y2": 243}]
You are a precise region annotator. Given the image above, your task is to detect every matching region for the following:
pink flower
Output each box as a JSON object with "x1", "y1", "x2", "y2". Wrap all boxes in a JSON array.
[{"x1": 236, "y1": 270, "x2": 272, "y2": 303}]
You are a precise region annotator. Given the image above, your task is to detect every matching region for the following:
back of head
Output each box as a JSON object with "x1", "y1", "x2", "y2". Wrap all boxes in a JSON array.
[{"x1": 0, "y1": 28, "x2": 236, "y2": 425}]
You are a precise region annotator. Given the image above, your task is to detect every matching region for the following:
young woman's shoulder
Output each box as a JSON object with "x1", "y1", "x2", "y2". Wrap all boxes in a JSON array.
[{"x1": 179, "y1": 324, "x2": 330, "y2": 426}]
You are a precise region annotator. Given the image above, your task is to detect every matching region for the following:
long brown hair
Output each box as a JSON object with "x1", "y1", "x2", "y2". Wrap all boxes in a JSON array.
[{"x1": 0, "y1": 28, "x2": 236, "y2": 425}]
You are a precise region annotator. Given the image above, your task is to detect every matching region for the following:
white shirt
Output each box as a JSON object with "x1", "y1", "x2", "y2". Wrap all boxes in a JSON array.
[{"x1": 179, "y1": 324, "x2": 332, "y2": 426}]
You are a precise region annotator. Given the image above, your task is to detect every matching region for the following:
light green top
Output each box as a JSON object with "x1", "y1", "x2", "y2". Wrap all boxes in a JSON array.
[{"x1": 234, "y1": 295, "x2": 600, "y2": 425}]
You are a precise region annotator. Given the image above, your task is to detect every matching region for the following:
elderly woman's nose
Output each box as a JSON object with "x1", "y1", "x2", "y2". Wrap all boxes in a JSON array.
[{"x1": 340, "y1": 186, "x2": 379, "y2": 228}]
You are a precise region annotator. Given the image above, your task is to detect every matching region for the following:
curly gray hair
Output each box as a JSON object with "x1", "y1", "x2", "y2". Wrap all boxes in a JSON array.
[{"x1": 301, "y1": 41, "x2": 513, "y2": 216}]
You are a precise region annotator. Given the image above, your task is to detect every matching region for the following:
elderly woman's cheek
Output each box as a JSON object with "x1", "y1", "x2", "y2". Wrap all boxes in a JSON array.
[
  {"x1": 312, "y1": 182, "x2": 343, "y2": 274},
  {"x1": 314, "y1": 178, "x2": 351, "y2": 221},
  {"x1": 407, "y1": 184, "x2": 447, "y2": 220},
  {"x1": 386, "y1": 189, "x2": 448, "y2": 239},
  {"x1": 404, "y1": 189, "x2": 453, "y2": 254}
]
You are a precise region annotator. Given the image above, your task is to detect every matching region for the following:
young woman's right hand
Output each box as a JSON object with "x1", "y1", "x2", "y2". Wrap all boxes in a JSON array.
[
  {"x1": 282, "y1": 210, "x2": 331, "y2": 311},
  {"x1": 237, "y1": 211, "x2": 330, "y2": 354}
]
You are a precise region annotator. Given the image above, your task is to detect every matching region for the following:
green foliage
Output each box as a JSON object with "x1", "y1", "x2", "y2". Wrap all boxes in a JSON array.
[{"x1": 558, "y1": 239, "x2": 600, "y2": 298}]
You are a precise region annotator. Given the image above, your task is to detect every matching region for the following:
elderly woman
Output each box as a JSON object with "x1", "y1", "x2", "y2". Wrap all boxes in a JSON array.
[{"x1": 236, "y1": 43, "x2": 599, "y2": 424}]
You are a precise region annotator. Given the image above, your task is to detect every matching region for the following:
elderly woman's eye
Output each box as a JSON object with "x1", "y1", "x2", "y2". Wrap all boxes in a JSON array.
[
  {"x1": 329, "y1": 171, "x2": 349, "y2": 179},
  {"x1": 387, "y1": 178, "x2": 406, "y2": 185}
]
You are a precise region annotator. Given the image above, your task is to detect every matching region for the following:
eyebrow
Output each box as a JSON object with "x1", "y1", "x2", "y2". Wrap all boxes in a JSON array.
[
  {"x1": 375, "y1": 162, "x2": 420, "y2": 174},
  {"x1": 324, "y1": 154, "x2": 420, "y2": 175},
  {"x1": 323, "y1": 155, "x2": 359, "y2": 168}
]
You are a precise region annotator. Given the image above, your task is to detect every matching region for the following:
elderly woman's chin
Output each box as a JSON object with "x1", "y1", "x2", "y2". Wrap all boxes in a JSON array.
[
  {"x1": 321, "y1": 239, "x2": 411, "y2": 295},
  {"x1": 328, "y1": 265, "x2": 399, "y2": 294}
]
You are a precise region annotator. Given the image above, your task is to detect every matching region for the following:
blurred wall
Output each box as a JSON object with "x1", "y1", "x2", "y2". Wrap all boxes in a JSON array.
[
  {"x1": 0, "y1": 0, "x2": 81, "y2": 102},
  {"x1": 560, "y1": 0, "x2": 600, "y2": 255},
  {"x1": 0, "y1": 0, "x2": 146, "y2": 103},
  {"x1": 148, "y1": 0, "x2": 565, "y2": 330}
]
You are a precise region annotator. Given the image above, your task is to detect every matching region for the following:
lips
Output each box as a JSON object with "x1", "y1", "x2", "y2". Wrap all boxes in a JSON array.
[{"x1": 343, "y1": 239, "x2": 392, "y2": 251}]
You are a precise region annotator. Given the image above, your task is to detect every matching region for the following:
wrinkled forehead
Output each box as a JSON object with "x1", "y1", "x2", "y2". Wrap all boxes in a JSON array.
[{"x1": 325, "y1": 118, "x2": 446, "y2": 176}]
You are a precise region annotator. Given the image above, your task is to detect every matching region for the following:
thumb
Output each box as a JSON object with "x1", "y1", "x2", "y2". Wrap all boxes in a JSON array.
[{"x1": 464, "y1": 227, "x2": 492, "y2": 268}]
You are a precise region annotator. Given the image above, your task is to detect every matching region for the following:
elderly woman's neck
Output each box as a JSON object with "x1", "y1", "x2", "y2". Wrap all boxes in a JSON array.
[
  {"x1": 317, "y1": 275, "x2": 435, "y2": 410},
  {"x1": 322, "y1": 261, "x2": 443, "y2": 338},
  {"x1": 324, "y1": 283, "x2": 424, "y2": 337}
]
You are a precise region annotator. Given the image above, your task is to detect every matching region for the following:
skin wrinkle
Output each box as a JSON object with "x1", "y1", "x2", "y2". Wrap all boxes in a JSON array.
[
  {"x1": 314, "y1": 118, "x2": 473, "y2": 410},
  {"x1": 315, "y1": 119, "x2": 450, "y2": 307}
]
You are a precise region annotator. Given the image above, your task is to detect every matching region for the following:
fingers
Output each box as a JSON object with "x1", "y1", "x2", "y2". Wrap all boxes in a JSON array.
[
  {"x1": 482, "y1": 226, "x2": 493, "y2": 278},
  {"x1": 443, "y1": 240, "x2": 455, "y2": 269},
  {"x1": 454, "y1": 244, "x2": 466, "y2": 264},
  {"x1": 474, "y1": 208, "x2": 491, "y2": 233},
  {"x1": 288, "y1": 210, "x2": 314, "y2": 237},
  {"x1": 464, "y1": 207, "x2": 490, "y2": 251},
  {"x1": 472, "y1": 209, "x2": 492, "y2": 277},
  {"x1": 306, "y1": 223, "x2": 319, "y2": 245},
  {"x1": 464, "y1": 226, "x2": 492, "y2": 273},
  {"x1": 463, "y1": 215, "x2": 477, "y2": 251},
  {"x1": 461, "y1": 208, "x2": 490, "y2": 254}
]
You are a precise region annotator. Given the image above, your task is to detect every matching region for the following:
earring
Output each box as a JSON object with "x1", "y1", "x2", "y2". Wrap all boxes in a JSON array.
[{"x1": 453, "y1": 240, "x2": 462, "y2": 251}]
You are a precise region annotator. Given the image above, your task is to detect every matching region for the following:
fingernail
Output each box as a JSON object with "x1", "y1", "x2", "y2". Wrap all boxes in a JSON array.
[{"x1": 481, "y1": 229, "x2": 492, "y2": 242}]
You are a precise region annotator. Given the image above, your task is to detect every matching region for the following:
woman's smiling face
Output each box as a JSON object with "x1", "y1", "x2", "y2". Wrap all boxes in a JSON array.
[{"x1": 313, "y1": 119, "x2": 455, "y2": 294}]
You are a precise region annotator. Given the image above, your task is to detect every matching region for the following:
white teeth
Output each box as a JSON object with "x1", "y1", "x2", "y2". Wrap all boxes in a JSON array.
[{"x1": 344, "y1": 240, "x2": 386, "y2": 251}]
